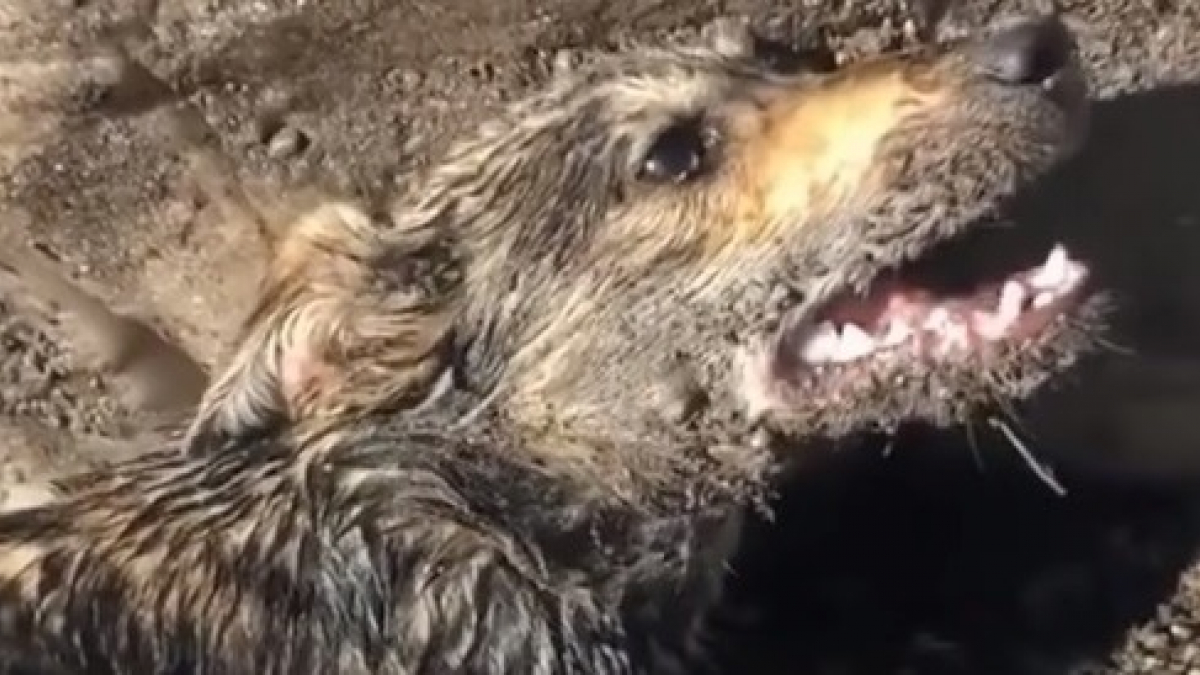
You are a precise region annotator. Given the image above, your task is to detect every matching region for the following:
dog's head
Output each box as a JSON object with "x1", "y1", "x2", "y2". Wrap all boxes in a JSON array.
[{"x1": 188, "y1": 15, "x2": 1102, "y2": 498}]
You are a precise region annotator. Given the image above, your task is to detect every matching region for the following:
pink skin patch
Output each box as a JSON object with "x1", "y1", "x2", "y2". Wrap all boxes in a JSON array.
[{"x1": 280, "y1": 346, "x2": 339, "y2": 412}]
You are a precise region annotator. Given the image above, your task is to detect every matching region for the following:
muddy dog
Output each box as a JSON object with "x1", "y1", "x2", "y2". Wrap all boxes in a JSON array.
[{"x1": 0, "y1": 14, "x2": 1101, "y2": 674}]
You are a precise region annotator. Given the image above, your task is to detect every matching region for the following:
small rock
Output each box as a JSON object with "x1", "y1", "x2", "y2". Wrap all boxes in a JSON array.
[
  {"x1": 390, "y1": 68, "x2": 424, "y2": 90},
  {"x1": 266, "y1": 125, "x2": 309, "y2": 159},
  {"x1": 1140, "y1": 631, "x2": 1168, "y2": 650},
  {"x1": 552, "y1": 49, "x2": 577, "y2": 74},
  {"x1": 1180, "y1": 644, "x2": 1199, "y2": 664}
]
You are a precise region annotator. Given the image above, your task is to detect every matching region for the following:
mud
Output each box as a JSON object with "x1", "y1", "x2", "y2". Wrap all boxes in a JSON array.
[{"x1": 1, "y1": 0, "x2": 1200, "y2": 672}]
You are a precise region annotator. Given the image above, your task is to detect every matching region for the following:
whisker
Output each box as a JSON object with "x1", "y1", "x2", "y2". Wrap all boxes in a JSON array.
[
  {"x1": 987, "y1": 416, "x2": 1067, "y2": 497},
  {"x1": 964, "y1": 421, "x2": 986, "y2": 472}
]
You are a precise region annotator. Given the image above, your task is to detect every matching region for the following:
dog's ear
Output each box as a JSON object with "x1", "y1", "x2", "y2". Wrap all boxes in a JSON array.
[{"x1": 182, "y1": 202, "x2": 456, "y2": 454}]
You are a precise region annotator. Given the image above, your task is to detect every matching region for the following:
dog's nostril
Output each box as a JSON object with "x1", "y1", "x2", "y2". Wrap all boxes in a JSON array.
[{"x1": 975, "y1": 16, "x2": 1072, "y2": 86}]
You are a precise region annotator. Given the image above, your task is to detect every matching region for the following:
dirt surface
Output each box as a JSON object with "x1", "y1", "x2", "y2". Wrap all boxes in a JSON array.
[{"x1": 2, "y1": 0, "x2": 1200, "y2": 672}]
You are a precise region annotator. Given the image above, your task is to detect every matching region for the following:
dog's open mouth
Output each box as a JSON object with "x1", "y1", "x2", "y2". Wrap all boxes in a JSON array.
[
  {"x1": 784, "y1": 243, "x2": 1088, "y2": 368},
  {"x1": 743, "y1": 223, "x2": 1103, "y2": 433}
]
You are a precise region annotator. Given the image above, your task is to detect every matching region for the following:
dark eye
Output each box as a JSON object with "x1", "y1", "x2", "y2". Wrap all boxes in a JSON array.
[
  {"x1": 754, "y1": 36, "x2": 838, "y2": 75},
  {"x1": 638, "y1": 121, "x2": 714, "y2": 184}
]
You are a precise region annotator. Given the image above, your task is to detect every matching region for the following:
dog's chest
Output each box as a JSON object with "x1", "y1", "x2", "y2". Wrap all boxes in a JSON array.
[
  {"x1": 631, "y1": 510, "x2": 745, "y2": 674},
  {"x1": 532, "y1": 504, "x2": 746, "y2": 674}
]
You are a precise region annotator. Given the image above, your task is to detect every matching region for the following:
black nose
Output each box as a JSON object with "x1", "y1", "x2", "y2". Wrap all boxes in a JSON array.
[{"x1": 974, "y1": 16, "x2": 1073, "y2": 86}]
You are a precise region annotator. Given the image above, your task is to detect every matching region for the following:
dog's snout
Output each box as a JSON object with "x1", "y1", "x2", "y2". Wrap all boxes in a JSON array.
[{"x1": 973, "y1": 16, "x2": 1073, "y2": 86}]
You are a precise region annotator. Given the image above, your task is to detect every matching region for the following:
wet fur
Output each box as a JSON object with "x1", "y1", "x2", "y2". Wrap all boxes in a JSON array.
[{"x1": 0, "y1": 20, "x2": 1100, "y2": 674}]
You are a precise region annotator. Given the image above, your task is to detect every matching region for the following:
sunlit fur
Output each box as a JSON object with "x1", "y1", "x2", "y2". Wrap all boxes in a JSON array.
[{"x1": 0, "y1": 18, "x2": 1097, "y2": 674}]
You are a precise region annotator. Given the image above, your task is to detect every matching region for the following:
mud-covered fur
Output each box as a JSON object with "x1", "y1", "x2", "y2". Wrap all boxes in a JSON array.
[{"x1": 0, "y1": 17, "x2": 1098, "y2": 674}]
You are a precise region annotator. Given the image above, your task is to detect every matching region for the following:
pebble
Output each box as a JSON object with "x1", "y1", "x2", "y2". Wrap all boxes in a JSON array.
[
  {"x1": 266, "y1": 125, "x2": 309, "y2": 159},
  {"x1": 552, "y1": 49, "x2": 578, "y2": 74},
  {"x1": 390, "y1": 68, "x2": 424, "y2": 90}
]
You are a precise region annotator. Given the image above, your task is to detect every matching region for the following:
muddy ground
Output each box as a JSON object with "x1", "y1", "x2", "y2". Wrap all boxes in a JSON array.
[{"x1": 2, "y1": 0, "x2": 1200, "y2": 672}]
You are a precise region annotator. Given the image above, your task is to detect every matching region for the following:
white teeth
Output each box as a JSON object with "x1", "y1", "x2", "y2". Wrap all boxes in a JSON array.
[
  {"x1": 788, "y1": 243, "x2": 1087, "y2": 367},
  {"x1": 1030, "y1": 244, "x2": 1070, "y2": 289},
  {"x1": 924, "y1": 307, "x2": 951, "y2": 331},
  {"x1": 1047, "y1": 244, "x2": 1069, "y2": 273},
  {"x1": 881, "y1": 320, "x2": 912, "y2": 346},
  {"x1": 834, "y1": 324, "x2": 876, "y2": 362},
  {"x1": 1064, "y1": 264, "x2": 1087, "y2": 289},
  {"x1": 972, "y1": 310, "x2": 1005, "y2": 339},
  {"x1": 799, "y1": 322, "x2": 880, "y2": 364},
  {"x1": 998, "y1": 280, "x2": 1026, "y2": 321},
  {"x1": 800, "y1": 322, "x2": 840, "y2": 362},
  {"x1": 938, "y1": 321, "x2": 971, "y2": 354}
]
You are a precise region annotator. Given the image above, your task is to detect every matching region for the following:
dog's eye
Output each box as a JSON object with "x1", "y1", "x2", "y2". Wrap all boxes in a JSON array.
[
  {"x1": 762, "y1": 43, "x2": 838, "y2": 75},
  {"x1": 753, "y1": 36, "x2": 838, "y2": 75},
  {"x1": 638, "y1": 121, "x2": 715, "y2": 184}
]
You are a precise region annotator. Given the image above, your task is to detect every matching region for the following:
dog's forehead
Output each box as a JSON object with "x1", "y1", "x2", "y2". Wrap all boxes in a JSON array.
[{"x1": 532, "y1": 47, "x2": 774, "y2": 126}]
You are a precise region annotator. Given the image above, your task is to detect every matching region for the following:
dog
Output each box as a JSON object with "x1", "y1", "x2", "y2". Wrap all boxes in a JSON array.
[{"x1": 0, "y1": 14, "x2": 1101, "y2": 674}]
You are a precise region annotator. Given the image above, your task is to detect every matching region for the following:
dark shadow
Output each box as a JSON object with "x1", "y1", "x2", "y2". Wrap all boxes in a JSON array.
[
  {"x1": 718, "y1": 82, "x2": 1200, "y2": 674},
  {"x1": 720, "y1": 432, "x2": 1200, "y2": 674}
]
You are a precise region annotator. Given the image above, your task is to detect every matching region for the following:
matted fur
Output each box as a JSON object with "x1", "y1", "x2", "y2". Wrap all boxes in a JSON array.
[{"x1": 0, "y1": 16, "x2": 1100, "y2": 674}]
